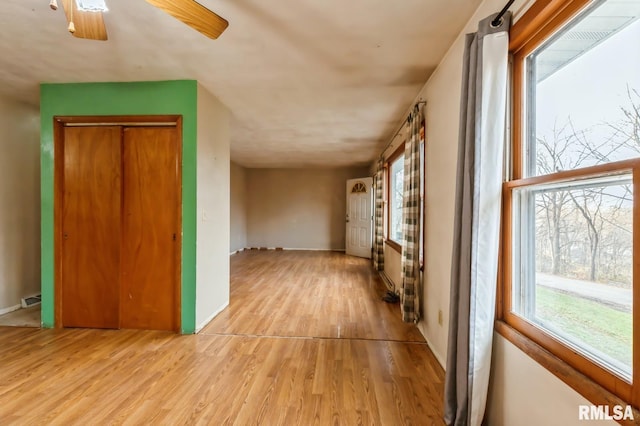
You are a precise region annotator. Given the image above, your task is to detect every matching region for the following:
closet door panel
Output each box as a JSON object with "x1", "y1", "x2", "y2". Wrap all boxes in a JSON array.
[
  {"x1": 61, "y1": 126, "x2": 122, "y2": 329},
  {"x1": 121, "y1": 127, "x2": 179, "y2": 331}
]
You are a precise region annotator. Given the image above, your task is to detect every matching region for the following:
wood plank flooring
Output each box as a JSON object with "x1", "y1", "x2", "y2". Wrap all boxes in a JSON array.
[
  {"x1": 201, "y1": 250, "x2": 426, "y2": 342},
  {"x1": 0, "y1": 251, "x2": 445, "y2": 425}
]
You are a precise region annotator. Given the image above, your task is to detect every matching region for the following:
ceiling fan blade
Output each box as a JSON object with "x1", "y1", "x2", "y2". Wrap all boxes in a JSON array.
[
  {"x1": 145, "y1": 0, "x2": 229, "y2": 39},
  {"x1": 60, "y1": 0, "x2": 108, "y2": 40}
]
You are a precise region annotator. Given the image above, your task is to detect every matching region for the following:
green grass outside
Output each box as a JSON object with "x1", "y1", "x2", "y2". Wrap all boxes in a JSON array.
[{"x1": 535, "y1": 286, "x2": 632, "y2": 369}]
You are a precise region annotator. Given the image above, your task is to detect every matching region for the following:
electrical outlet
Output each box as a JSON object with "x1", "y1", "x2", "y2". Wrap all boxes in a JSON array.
[{"x1": 438, "y1": 309, "x2": 443, "y2": 326}]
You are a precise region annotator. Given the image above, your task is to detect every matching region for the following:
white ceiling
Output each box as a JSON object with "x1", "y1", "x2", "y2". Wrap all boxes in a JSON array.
[{"x1": 0, "y1": 0, "x2": 482, "y2": 168}]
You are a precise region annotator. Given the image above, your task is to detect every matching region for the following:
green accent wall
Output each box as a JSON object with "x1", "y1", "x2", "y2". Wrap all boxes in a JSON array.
[{"x1": 40, "y1": 80, "x2": 198, "y2": 333}]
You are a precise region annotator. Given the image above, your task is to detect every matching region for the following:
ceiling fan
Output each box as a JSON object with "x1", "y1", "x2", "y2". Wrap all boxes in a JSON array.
[{"x1": 49, "y1": 0, "x2": 229, "y2": 41}]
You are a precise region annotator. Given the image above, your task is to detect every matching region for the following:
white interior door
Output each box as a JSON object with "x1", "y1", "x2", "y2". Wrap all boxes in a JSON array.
[{"x1": 346, "y1": 177, "x2": 373, "y2": 258}]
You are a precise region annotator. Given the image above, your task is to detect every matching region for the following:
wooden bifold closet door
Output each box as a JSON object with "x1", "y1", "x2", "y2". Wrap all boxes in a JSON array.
[{"x1": 57, "y1": 121, "x2": 180, "y2": 332}]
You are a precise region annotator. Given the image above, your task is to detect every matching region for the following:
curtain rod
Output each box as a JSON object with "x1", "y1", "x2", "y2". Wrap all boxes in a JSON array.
[
  {"x1": 379, "y1": 100, "x2": 426, "y2": 158},
  {"x1": 492, "y1": 0, "x2": 515, "y2": 26},
  {"x1": 377, "y1": 1, "x2": 512, "y2": 162}
]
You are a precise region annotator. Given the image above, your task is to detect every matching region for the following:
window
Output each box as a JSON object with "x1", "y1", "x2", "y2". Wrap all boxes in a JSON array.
[
  {"x1": 502, "y1": 0, "x2": 640, "y2": 410},
  {"x1": 351, "y1": 181, "x2": 367, "y2": 193},
  {"x1": 387, "y1": 145, "x2": 404, "y2": 250}
]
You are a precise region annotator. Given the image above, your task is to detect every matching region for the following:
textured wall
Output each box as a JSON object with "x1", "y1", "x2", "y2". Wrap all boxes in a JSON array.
[
  {"x1": 0, "y1": 96, "x2": 40, "y2": 313},
  {"x1": 230, "y1": 162, "x2": 247, "y2": 253},
  {"x1": 195, "y1": 84, "x2": 231, "y2": 331},
  {"x1": 246, "y1": 167, "x2": 370, "y2": 250}
]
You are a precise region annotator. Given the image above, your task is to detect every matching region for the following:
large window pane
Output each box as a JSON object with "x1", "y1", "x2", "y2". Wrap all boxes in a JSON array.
[
  {"x1": 390, "y1": 156, "x2": 404, "y2": 243},
  {"x1": 525, "y1": 0, "x2": 640, "y2": 177},
  {"x1": 512, "y1": 174, "x2": 633, "y2": 380}
]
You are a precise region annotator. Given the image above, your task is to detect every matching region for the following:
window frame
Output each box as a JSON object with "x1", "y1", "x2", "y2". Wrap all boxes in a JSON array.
[
  {"x1": 498, "y1": 0, "x2": 640, "y2": 416},
  {"x1": 386, "y1": 144, "x2": 405, "y2": 252}
]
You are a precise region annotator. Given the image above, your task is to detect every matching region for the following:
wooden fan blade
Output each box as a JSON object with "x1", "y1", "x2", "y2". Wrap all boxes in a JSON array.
[
  {"x1": 145, "y1": 0, "x2": 229, "y2": 39},
  {"x1": 61, "y1": 0, "x2": 108, "y2": 40}
]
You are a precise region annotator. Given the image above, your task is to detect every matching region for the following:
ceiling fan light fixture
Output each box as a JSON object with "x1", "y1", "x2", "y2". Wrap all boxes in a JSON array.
[{"x1": 75, "y1": 0, "x2": 108, "y2": 12}]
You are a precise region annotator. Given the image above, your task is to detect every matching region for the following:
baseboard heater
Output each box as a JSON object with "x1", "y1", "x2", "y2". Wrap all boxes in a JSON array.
[
  {"x1": 378, "y1": 272, "x2": 395, "y2": 293},
  {"x1": 21, "y1": 294, "x2": 41, "y2": 308}
]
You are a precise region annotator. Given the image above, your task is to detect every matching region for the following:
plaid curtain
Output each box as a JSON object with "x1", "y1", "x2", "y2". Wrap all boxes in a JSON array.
[
  {"x1": 400, "y1": 104, "x2": 423, "y2": 323},
  {"x1": 373, "y1": 158, "x2": 385, "y2": 271}
]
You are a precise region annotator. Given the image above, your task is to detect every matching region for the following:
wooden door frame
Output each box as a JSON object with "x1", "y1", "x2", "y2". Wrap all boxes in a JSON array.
[{"x1": 54, "y1": 115, "x2": 183, "y2": 331}]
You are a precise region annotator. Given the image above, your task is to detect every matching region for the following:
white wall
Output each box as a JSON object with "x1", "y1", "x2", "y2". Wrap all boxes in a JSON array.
[
  {"x1": 230, "y1": 161, "x2": 247, "y2": 253},
  {"x1": 0, "y1": 96, "x2": 40, "y2": 314},
  {"x1": 246, "y1": 167, "x2": 369, "y2": 250},
  {"x1": 487, "y1": 334, "x2": 614, "y2": 426},
  {"x1": 375, "y1": 0, "x2": 615, "y2": 423},
  {"x1": 195, "y1": 84, "x2": 231, "y2": 331}
]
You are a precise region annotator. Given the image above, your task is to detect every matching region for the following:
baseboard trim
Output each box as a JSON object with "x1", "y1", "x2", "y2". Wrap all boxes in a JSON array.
[
  {"x1": 424, "y1": 333, "x2": 446, "y2": 371},
  {"x1": 229, "y1": 248, "x2": 245, "y2": 256},
  {"x1": 374, "y1": 270, "x2": 445, "y2": 371},
  {"x1": 282, "y1": 248, "x2": 346, "y2": 252},
  {"x1": 195, "y1": 301, "x2": 229, "y2": 333},
  {"x1": 0, "y1": 304, "x2": 22, "y2": 316},
  {"x1": 240, "y1": 247, "x2": 346, "y2": 252}
]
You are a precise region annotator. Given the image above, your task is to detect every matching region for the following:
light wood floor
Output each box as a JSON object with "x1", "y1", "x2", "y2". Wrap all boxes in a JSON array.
[
  {"x1": 0, "y1": 251, "x2": 445, "y2": 425},
  {"x1": 201, "y1": 250, "x2": 426, "y2": 342}
]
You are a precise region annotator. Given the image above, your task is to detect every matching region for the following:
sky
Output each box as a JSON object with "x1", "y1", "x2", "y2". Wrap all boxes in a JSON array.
[{"x1": 535, "y1": 6, "x2": 640, "y2": 169}]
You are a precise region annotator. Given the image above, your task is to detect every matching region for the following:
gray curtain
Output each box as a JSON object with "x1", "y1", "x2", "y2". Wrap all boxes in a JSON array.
[
  {"x1": 444, "y1": 13, "x2": 511, "y2": 426},
  {"x1": 400, "y1": 104, "x2": 423, "y2": 323},
  {"x1": 373, "y1": 158, "x2": 385, "y2": 271}
]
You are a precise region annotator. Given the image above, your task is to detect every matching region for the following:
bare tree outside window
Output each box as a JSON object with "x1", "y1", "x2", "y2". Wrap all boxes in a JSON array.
[
  {"x1": 390, "y1": 156, "x2": 404, "y2": 243},
  {"x1": 512, "y1": 3, "x2": 640, "y2": 377},
  {"x1": 506, "y1": 0, "x2": 640, "y2": 404},
  {"x1": 534, "y1": 90, "x2": 639, "y2": 286}
]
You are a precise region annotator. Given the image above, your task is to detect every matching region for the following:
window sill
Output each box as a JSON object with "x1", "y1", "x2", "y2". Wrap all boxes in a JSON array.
[
  {"x1": 385, "y1": 239, "x2": 402, "y2": 253},
  {"x1": 494, "y1": 320, "x2": 639, "y2": 424}
]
